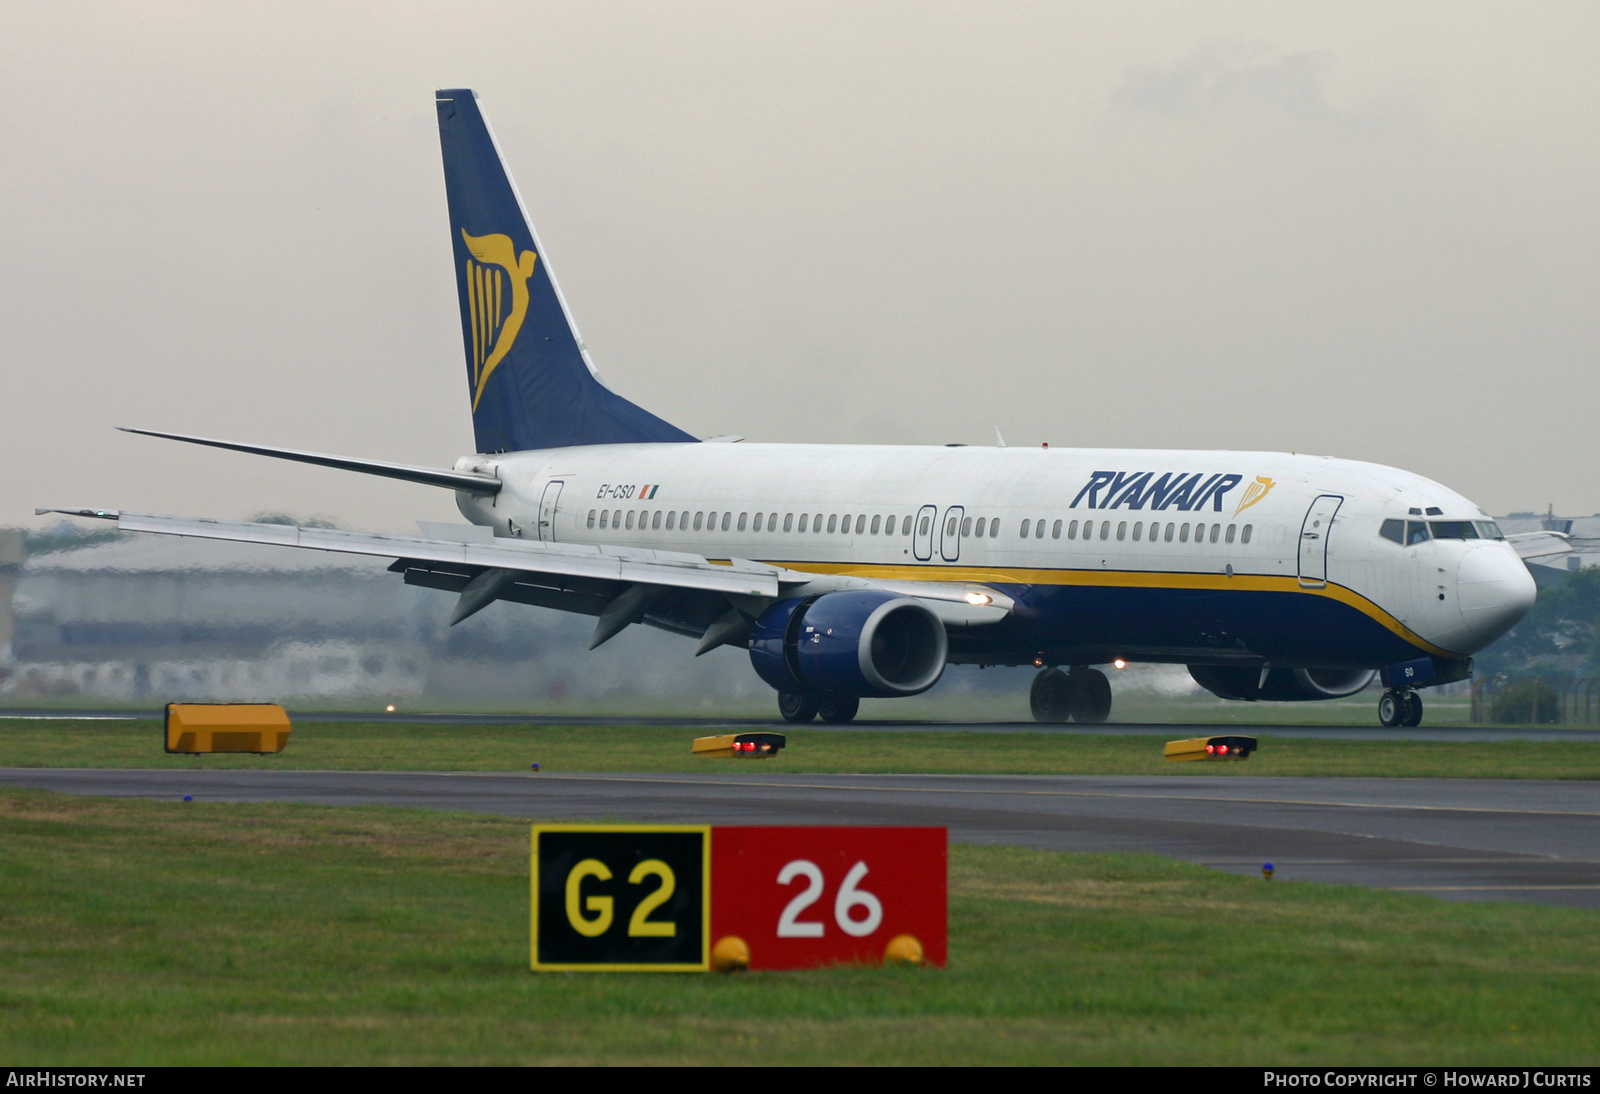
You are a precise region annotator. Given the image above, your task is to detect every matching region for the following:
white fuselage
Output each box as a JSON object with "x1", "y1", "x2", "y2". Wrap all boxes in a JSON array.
[{"x1": 452, "y1": 443, "x2": 1534, "y2": 667}]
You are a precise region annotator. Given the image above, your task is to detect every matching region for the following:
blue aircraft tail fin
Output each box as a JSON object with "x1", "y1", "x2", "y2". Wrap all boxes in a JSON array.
[{"x1": 435, "y1": 89, "x2": 697, "y2": 452}]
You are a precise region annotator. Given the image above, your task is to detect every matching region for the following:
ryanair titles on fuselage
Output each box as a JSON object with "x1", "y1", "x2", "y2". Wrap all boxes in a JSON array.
[{"x1": 1070, "y1": 471, "x2": 1255, "y2": 514}]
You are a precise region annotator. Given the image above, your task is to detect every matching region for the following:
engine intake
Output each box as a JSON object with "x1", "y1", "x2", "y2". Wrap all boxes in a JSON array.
[
  {"x1": 750, "y1": 591, "x2": 948, "y2": 697},
  {"x1": 1188, "y1": 665, "x2": 1376, "y2": 702}
]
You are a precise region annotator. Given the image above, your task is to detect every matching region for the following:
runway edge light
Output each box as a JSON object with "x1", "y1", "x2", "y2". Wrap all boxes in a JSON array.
[
  {"x1": 1164, "y1": 735, "x2": 1257, "y2": 762},
  {"x1": 165, "y1": 703, "x2": 291, "y2": 754},
  {"x1": 693, "y1": 732, "x2": 786, "y2": 759}
]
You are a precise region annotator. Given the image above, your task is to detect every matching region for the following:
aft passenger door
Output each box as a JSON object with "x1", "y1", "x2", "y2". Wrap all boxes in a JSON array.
[
  {"x1": 940, "y1": 506, "x2": 965, "y2": 562},
  {"x1": 1298, "y1": 494, "x2": 1343, "y2": 588},
  {"x1": 538, "y1": 480, "x2": 564, "y2": 542},
  {"x1": 913, "y1": 505, "x2": 936, "y2": 561}
]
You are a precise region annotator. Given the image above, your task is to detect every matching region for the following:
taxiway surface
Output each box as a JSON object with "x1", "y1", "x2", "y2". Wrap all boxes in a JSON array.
[
  {"x1": 4, "y1": 767, "x2": 1598, "y2": 909},
  {"x1": 4, "y1": 708, "x2": 1598, "y2": 743}
]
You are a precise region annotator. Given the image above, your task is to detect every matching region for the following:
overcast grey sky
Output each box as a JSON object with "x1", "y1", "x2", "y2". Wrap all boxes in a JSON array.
[{"x1": 3, "y1": 2, "x2": 1596, "y2": 531}]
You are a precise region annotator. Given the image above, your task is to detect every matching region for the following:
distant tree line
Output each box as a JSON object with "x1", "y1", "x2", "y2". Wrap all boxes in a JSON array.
[{"x1": 1474, "y1": 566, "x2": 1600, "y2": 677}]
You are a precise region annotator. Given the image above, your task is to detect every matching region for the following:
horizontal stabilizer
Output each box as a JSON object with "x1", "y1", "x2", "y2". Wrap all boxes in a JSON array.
[{"x1": 119, "y1": 428, "x2": 501, "y2": 495}]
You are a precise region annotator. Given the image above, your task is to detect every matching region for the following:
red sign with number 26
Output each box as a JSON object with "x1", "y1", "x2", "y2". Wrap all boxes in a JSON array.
[{"x1": 710, "y1": 826, "x2": 947, "y2": 970}]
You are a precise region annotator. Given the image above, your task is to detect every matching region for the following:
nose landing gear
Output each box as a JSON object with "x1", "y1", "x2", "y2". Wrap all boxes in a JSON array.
[
  {"x1": 1378, "y1": 689, "x2": 1424, "y2": 727},
  {"x1": 1030, "y1": 666, "x2": 1113, "y2": 724}
]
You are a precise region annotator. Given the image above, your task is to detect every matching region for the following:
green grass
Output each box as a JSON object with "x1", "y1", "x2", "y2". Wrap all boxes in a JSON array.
[
  {"x1": 1, "y1": 787, "x2": 1596, "y2": 1065},
  {"x1": 1, "y1": 718, "x2": 1597, "y2": 780}
]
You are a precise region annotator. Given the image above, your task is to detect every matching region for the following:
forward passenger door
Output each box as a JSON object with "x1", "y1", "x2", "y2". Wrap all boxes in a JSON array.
[{"x1": 1298, "y1": 494, "x2": 1343, "y2": 588}]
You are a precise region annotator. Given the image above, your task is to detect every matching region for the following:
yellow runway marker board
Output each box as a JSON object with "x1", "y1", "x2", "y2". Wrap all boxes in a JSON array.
[{"x1": 165, "y1": 704, "x2": 291, "y2": 754}]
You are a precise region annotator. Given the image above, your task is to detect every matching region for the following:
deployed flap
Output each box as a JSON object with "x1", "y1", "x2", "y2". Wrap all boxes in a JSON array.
[{"x1": 435, "y1": 89, "x2": 697, "y2": 452}]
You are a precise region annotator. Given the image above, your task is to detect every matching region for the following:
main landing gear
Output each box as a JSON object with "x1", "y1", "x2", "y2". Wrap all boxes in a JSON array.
[
  {"x1": 778, "y1": 692, "x2": 861, "y2": 724},
  {"x1": 1378, "y1": 689, "x2": 1424, "y2": 728},
  {"x1": 1030, "y1": 666, "x2": 1113, "y2": 724}
]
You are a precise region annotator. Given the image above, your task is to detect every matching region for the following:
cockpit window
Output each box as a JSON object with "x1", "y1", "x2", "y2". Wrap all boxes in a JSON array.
[
  {"x1": 1429, "y1": 521, "x2": 1481, "y2": 540},
  {"x1": 1380, "y1": 519, "x2": 1404, "y2": 544},
  {"x1": 1475, "y1": 521, "x2": 1505, "y2": 540},
  {"x1": 1406, "y1": 521, "x2": 1430, "y2": 545}
]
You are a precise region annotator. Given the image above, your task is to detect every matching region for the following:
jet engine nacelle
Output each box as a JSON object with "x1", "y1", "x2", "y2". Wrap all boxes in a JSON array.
[
  {"x1": 749, "y1": 590, "x2": 948, "y2": 698},
  {"x1": 1187, "y1": 665, "x2": 1377, "y2": 702}
]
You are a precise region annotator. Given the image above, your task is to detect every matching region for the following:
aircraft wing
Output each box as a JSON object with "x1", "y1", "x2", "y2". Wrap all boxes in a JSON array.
[
  {"x1": 39, "y1": 509, "x2": 789, "y2": 597},
  {"x1": 37, "y1": 509, "x2": 1013, "y2": 648},
  {"x1": 1505, "y1": 531, "x2": 1574, "y2": 562}
]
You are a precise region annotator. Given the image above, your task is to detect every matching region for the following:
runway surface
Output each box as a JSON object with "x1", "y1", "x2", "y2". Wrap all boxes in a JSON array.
[
  {"x1": 4, "y1": 708, "x2": 1599, "y2": 742},
  {"x1": 5, "y1": 766, "x2": 1599, "y2": 909}
]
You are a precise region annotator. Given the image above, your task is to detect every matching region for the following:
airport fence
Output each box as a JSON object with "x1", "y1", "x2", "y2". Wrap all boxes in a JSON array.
[{"x1": 1469, "y1": 675, "x2": 1600, "y2": 726}]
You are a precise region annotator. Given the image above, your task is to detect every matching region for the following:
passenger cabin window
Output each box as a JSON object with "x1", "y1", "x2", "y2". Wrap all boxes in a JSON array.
[
  {"x1": 1068, "y1": 520, "x2": 1078, "y2": 540},
  {"x1": 784, "y1": 513, "x2": 794, "y2": 532},
  {"x1": 721, "y1": 513, "x2": 732, "y2": 531},
  {"x1": 1020, "y1": 519, "x2": 1030, "y2": 538},
  {"x1": 587, "y1": 510, "x2": 597, "y2": 529},
  {"x1": 1241, "y1": 524, "x2": 1252, "y2": 544},
  {"x1": 873, "y1": 515, "x2": 883, "y2": 535},
  {"x1": 1052, "y1": 520, "x2": 1062, "y2": 539},
  {"x1": 1132, "y1": 522, "x2": 1142, "y2": 541},
  {"x1": 737, "y1": 512, "x2": 747, "y2": 531},
  {"x1": 1100, "y1": 522, "x2": 1110, "y2": 541},
  {"x1": 1406, "y1": 521, "x2": 1430, "y2": 545},
  {"x1": 1117, "y1": 521, "x2": 1127, "y2": 541},
  {"x1": 1380, "y1": 519, "x2": 1404, "y2": 544},
  {"x1": 653, "y1": 512, "x2": 662, "y2": 530},
  {"x1": 799, "y1": 513, "x2": 810, "y2": 533},
  {"x1": 857, "y1": 515, "x2": 867, "y2": 535},
  {"x1": 1225, "y1": 524, "x2": 1236, "y2": 544},
  {"x1": 918, "y1": 515, "x2": 930, "y2": 535}
]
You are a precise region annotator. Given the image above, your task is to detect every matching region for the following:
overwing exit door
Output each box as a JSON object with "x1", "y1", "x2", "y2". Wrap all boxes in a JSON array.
[
  {"x1": 940, "y1": 506, "x2": 965, "y2": 562},
  {"x1": 913, "y1": 505, "x2": 936, "y2": 561}
]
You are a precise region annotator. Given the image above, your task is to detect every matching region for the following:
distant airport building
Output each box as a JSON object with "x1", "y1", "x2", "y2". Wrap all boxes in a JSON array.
[
  {"x1": 1, "y1": 529, "x2": 761, "y2": 707},
  {"x1": 1498, "y1": 508, "x2": 1600, "y2": 587}
]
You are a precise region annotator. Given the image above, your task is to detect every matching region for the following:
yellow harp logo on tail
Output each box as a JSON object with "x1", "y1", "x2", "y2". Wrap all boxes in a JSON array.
[
  {"x1": 461, "y1": 230, "x2": 538, "y2": 411},
  {"x1": 1233, "y1": 476, "x2": 1277, "y2": 517}
]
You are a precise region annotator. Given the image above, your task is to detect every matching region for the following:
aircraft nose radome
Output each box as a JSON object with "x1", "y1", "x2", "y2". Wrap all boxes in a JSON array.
[{"x1": 1455, "y1": 544, "x2": 1538, "y2": 652}]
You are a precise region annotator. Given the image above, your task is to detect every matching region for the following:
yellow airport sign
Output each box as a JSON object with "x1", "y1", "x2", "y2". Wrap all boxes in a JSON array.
[
  {"x1": 1164, "y1": 735, "x2": 1257, "y2": 762},
  {"x1": 165, "y1": 703, "x2": 291, "y2": 754}
]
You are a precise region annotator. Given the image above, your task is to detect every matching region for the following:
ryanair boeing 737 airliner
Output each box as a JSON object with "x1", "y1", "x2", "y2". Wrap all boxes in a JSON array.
[{"x1": 43, "y1": 90, "x2": 1545, "y2": 728}]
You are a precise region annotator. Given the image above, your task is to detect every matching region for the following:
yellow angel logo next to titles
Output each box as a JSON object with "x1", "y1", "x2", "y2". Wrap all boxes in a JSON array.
[
  {"x1": 462, "y1": 230, "x2": 538, "y2": 410},
  {"x1": 1234, "y1": 476, "x2": 1277, "y2": 517}
]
